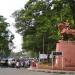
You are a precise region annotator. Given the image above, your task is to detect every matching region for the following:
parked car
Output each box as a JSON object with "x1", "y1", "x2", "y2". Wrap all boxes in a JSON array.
[{"x1": 0, "y1": 58, "x2": 8, "y2": 67}]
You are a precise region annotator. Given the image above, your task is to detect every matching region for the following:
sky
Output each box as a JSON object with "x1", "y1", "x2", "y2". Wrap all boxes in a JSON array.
[{"x1": 0, "y1": 0, "x2": 29, "y2": 52}]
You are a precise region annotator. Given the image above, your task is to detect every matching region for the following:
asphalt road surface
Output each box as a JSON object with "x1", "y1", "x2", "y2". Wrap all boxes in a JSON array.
[{"x1": 0, "y1": 68, "x2": 74, "y2": 75}]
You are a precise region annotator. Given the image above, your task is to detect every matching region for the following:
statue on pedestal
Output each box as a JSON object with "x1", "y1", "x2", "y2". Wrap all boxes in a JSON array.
[{"x1": 58, "y1": 20, "x2": 75, "y2": 40}]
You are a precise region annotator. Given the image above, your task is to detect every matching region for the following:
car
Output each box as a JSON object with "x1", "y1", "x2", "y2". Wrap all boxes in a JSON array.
[{"x1": 0, "y1": 58, "x2": 8, "y2": 67}]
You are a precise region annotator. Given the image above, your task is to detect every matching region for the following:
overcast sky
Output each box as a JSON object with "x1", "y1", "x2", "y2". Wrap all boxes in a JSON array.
[{"x1": 0, "y1": 0, "x2": 29, "y2": 52}]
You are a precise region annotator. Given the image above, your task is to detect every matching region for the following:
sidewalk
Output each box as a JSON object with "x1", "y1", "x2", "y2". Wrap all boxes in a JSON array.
[{"x1": 28, "y1": 67, "x2": 75, "y2": 74}]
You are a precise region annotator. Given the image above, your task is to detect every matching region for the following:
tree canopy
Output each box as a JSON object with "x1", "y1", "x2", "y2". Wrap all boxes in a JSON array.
[
  {"x1": 13, "y1": 0, "x2": 75, "y2": 57},
  {"x1": 0, "y1": 15, "x2": 14, "y2": 57}
]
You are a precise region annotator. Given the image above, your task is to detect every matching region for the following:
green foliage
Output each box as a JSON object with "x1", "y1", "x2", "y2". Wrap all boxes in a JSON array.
[
  {"x1": 0, "y1": 16, "x2": 13, "y2": 57},
  {"x1": 13, "y1": 0, "x2": 75, "y2": 57}
]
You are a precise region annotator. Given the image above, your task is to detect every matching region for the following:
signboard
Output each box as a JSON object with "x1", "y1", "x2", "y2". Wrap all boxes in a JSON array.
[
  {"x1": 52, "y1": 51, "x2": 63, "y2": 56},
  {"x1": 39, "y1": 54, "x2": 47, "y2": 59},
  {"x1": 51, "y1": 51, "x2": 64, "y2": 72}
]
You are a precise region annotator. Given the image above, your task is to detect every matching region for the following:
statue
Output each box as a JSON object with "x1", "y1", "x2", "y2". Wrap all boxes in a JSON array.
[{"x1": 58, "y1": 20, "x2": 75, "y2": 40}]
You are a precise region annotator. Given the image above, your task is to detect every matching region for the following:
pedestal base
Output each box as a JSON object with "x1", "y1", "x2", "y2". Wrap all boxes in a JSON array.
[{"x1": 55, "y1": 40, "x2": 75, "y2": 70}]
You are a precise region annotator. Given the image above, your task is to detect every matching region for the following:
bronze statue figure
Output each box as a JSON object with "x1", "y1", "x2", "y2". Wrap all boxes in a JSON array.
[{"x1": 58, "y1": 20, "x2": 75, "y2": 40}]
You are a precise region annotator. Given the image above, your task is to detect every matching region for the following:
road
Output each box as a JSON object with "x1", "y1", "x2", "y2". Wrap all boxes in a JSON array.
[{"x1": 0, "y1": 68, "x2": 74, "y2": 75}]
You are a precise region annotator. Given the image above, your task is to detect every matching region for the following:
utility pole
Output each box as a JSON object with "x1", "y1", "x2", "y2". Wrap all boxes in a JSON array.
[{"x1": 43, "y1": 35, "x2": 44, "y2": 54}]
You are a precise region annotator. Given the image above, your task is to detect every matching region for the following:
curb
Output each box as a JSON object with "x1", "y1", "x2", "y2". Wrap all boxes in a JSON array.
[{"x1": 28, "y1": 68, "x2": 75, "y2": 74}]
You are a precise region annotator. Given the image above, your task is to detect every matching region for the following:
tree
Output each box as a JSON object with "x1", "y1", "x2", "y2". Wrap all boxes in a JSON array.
[
  {"x1": 13, "y1": 0, "x2": 75, "y2": 57},
  {"x1": 68, "y1": 0, "x2": 75, "y2": 25},
  {"x1": 0, "y1": 15, "x2": 14, "y2": 57}
]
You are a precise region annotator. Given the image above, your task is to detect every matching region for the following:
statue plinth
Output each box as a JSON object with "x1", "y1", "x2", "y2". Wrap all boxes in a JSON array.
[{"x1": 55, "y1": 40, "x2": 75, "y2": 68}]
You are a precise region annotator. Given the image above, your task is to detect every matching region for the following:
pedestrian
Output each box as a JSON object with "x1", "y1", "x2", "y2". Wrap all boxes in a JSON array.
[{"x1": 16, "y1": 59, "x2": 20, "y2": 68}]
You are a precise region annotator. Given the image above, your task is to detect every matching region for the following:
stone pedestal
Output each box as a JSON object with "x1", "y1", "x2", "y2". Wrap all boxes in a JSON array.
[{"x1": 55, "y1": 40, "x2": 75, "y2": 68}]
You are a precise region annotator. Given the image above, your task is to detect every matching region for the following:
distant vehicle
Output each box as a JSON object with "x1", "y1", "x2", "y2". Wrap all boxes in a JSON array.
[
  {"x1": 0, "y1": 58, "x2": 8, "y2": 67},
  {"x1": 8, "y1": 58, "x2": 16, "y2": 67}
]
